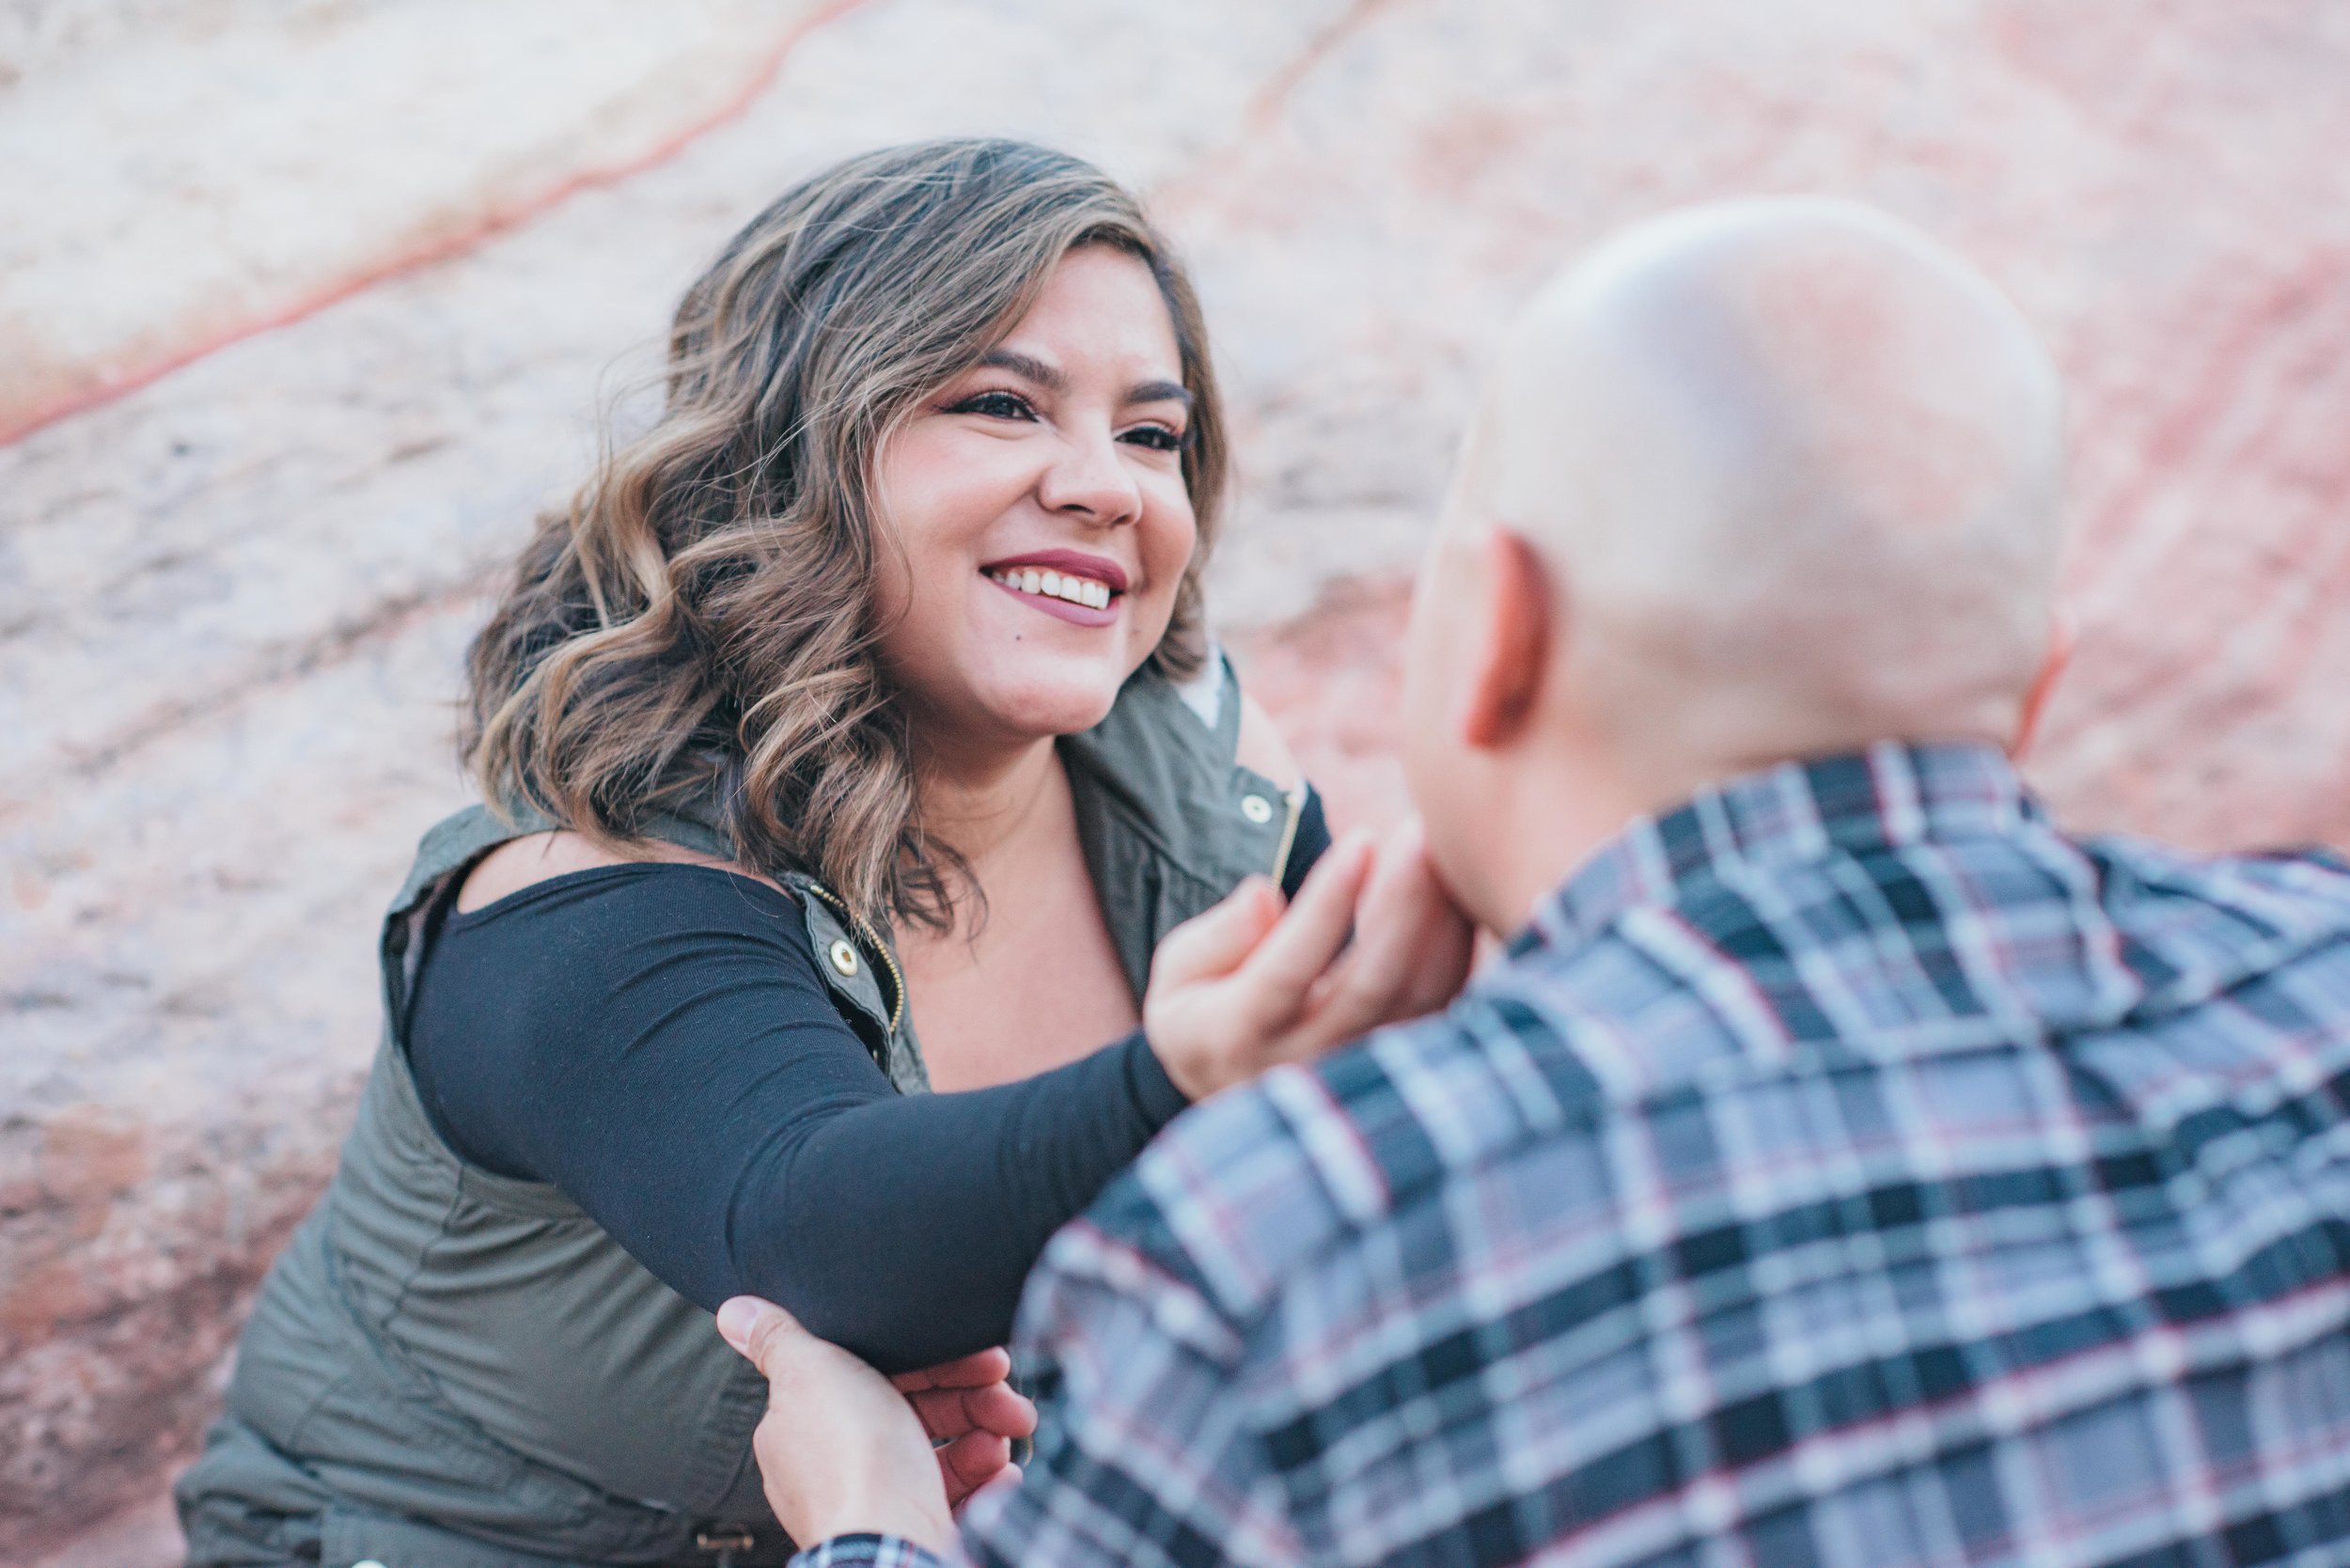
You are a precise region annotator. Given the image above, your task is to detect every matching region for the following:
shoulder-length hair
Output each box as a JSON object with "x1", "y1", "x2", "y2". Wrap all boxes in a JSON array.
[{"x1": 464, "y1": 138, "x2": 1230, "y2": 930}]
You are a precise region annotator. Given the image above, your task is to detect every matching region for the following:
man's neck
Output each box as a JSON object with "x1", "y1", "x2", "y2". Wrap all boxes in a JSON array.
[
  {"x1": 1472, "y1": 748, "x2": 1652, "y2": 938},
  {"x1": 1475, "y1": 739, "x2": 1820, "y2": 936}
]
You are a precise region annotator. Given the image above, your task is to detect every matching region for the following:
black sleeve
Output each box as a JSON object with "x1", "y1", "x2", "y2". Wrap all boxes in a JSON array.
[
  {"x1": 1281, "y1": 784, "x2": 1333, "y2": 901},
  {"x1": 403, "y1": 864, "x2": 1189, "y2": 1373}
]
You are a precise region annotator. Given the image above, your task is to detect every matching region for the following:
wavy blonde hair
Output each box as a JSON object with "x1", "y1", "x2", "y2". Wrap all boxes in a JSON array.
[{"x1": 465, "y1": 139, "x2": 1229, "y2": 929}]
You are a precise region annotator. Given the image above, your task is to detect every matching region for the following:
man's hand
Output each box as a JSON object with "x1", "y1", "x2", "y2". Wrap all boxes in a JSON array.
[
  {"x1": 716, "y1": 1296, "x2": 1031, "y2": 1555},
  {"x1": 1145, "y1": 818, "x2": 1475, "y2": 1101}
]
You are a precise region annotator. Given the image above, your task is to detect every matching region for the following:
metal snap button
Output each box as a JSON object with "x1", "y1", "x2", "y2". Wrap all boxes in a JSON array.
[
  {"x1": 1240, "y1": 792, "x2": 1275, "y2": 824},
  {"x1": 826, "y1": 938, "x2": 861, "y2": 979}
]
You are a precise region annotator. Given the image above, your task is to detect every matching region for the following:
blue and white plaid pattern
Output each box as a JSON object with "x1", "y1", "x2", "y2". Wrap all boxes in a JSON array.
[
  {"x1": 790, "y1": 1534, "x2": 947, "y2": 1568},
  {"x1": 798, "y1": 744, "x2": 2350, "y2": 1568}
]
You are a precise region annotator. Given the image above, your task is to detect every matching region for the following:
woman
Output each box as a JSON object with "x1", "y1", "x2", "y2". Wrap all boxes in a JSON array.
[{"x1": 176, "y1": 140, "x2": 1459, "y2": 1567}]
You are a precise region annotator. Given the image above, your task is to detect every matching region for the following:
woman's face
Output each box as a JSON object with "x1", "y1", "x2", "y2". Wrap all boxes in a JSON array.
[{"x1": 871, "y1": 244, "x2": 1199, "y2": 752}]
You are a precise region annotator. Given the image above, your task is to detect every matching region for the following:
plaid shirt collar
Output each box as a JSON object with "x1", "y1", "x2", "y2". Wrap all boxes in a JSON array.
[{"x1": 1512, "y1": 740, "x2": 2044, "y2": 958}]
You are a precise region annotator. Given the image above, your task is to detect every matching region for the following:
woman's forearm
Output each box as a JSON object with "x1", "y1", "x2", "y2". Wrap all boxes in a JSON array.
[
  {"x1": 407, "y1": 864, "x2": 1191, "y2": 1372},
  {"x1": 732, "y1": 1030, "x2": 1185, "y2": 1372}
]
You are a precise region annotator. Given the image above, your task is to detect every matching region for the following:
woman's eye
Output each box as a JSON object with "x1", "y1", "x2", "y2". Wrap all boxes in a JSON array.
[
  {"x1": 1120, "y1": 424, "x2": 1185, "y2": 453},
  {"x1": 946, "y1": 390, "x2": 1036, "y2": 422}
]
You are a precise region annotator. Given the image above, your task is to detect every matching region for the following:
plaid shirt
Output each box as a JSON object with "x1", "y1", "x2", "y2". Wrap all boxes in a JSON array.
[{"x1": 795, "y1": 744, "x2": 2350, "y2": 1568}]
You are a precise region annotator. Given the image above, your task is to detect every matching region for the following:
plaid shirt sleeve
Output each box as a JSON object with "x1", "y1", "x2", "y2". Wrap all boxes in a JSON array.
[
  {"x1": 950, "y1": 1206, "x2": 1307, "y2": 1565},
  {"x1": 784, "y1": 1220, "x2": 1302, "y2": 1568},
  {"x1": 785, "y1": 1087, "x2": 1312, "y2": 1568},
  {"x1": 787, "y1": 1534, "x2": 953, "y2": 1568}
]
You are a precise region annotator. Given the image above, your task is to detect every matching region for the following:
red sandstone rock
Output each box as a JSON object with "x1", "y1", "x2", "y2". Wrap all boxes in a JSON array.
[
  {"x1": 0, "y1": 0, "x2": 850, "y2": 446},
  {"x1": 1231, "y1": 578, "x2": 1418, "y2": 836},
  {"x1": 7, "y1": 1, "x2": 2350, "y2": 1560}
]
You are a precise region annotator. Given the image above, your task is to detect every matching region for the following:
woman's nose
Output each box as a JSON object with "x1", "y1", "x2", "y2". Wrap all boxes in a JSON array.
[{"x1": 1036, "y1": 427, "x2": 1142, "y2": 526}]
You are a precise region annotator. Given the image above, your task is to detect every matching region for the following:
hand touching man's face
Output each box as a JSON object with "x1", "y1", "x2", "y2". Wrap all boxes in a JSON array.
[{"x1": 1143, "y1": 819, "x2": 1473, "y2": 1097}]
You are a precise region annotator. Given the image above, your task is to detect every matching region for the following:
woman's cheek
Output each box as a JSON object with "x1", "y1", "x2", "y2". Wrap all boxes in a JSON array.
[
  {"x1": 1131, "y1": 521, "x2": 1195, "y2": 652},
  {"x1": 1140, "y1": 469, "x2": 1197, "y2": 557},
  {"x1": 1149, "y1": 502, "x2": 1198, "y2": 604},
  {"x1": 878, "y1": 435, "x2": 1014, "y2": 619}
]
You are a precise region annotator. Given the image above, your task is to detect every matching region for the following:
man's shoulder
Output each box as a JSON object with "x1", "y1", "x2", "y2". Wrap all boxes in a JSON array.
[
  {"x1": 1042, "y1": 987, "x2": 1622, "y2": 1336},
  {"x1": 2077, "y1": 832, "x2": 2350, "y2": 990},
  {"x1": 2088, "y1": 832, "x2": 2350, "y2": 915}
]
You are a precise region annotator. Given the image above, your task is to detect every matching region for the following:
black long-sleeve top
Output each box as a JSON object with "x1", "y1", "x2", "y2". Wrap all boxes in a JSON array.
[{"x1": 403, "y1": 790, "x2": 1329, "y2": 1373}]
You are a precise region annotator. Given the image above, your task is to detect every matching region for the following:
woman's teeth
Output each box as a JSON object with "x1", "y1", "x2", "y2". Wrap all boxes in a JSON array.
[{"x1": 991, "y1": 568, "x2": 1115, "y2": 610}]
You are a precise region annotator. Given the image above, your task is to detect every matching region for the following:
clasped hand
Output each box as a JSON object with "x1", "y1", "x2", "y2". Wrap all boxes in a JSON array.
[{"x1": 719, "y1": 819, "x2": 1475, "y2": 1552}]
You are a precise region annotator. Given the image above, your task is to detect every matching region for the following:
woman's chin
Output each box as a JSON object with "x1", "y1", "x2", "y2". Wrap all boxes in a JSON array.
[{"x1": 972, "y1": 670, "x2": 1128, "y2": 741}]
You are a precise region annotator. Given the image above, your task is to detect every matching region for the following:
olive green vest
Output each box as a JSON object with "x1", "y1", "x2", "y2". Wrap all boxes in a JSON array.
[{"x1": 177, "y1": 665, "x2": 1300, "y2": 1568}]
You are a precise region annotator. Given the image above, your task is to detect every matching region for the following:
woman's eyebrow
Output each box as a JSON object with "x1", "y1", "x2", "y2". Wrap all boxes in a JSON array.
[
  {"x1": 979, "y1": 349, "x2": 1067, "y2": 391},
  {"x1": 1126, "y1": 379, "x2": 1194, "y2": 410},
  {"x1": 976, "y1": 351, "x2": 1190, "y2": 411}
]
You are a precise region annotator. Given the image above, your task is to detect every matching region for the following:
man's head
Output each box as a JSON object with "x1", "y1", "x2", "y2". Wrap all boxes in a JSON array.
[{"x1": 1402, "y1": 197, "x2": 2069, "y2": 933}]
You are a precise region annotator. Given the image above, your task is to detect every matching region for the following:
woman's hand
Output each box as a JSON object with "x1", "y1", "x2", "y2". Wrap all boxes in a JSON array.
[
  {"x1": 1143, "y1": 818, "x2": 1475, "y2": 1100},
  {"x1": 1329, "y1": 816, "x2": 1479, "y2": 1025},
  {"x1": 893, "y1": 1344, "x2": 1037, "y2": 1510},
  {"x1": 715, "y1": 1297, "x2": 1033, "y2": 1554}
]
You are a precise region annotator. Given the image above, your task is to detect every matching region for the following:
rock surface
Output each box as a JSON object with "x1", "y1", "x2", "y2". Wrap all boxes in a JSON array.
[
  {"x1": 6, "y1": 1, "x2": 2348, "y2": 1560},
  {"x1": 0, "y1": 0, "x2": 848, "y2": 442}
]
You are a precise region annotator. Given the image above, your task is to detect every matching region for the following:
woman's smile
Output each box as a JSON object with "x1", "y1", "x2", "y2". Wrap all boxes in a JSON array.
[{"x1": 982, "y1": 547, "x2": 1127, "y2": 627}]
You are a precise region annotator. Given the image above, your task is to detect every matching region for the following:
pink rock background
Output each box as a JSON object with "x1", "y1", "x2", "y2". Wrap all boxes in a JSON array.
[{"x1": 6, "y1": 1, "x2": 2348, "y2": 1561}]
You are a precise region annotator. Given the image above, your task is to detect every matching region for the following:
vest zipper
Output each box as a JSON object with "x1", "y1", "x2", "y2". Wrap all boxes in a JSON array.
[
  {"x1": 799, "y1": 879, "x2": 906, "y2": 1036},
  {"x1": 1269, "y1": 783, "x2": 1307, "y2": 886}
]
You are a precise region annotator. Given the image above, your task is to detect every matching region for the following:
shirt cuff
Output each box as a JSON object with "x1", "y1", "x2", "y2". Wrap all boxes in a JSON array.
[
  {"x1": 1125, "y1": 1027, "x2": 1194, "y2": 1123},
  {"x1": 789, "y1": 1533, "x2": 952, "y2": 1568}
]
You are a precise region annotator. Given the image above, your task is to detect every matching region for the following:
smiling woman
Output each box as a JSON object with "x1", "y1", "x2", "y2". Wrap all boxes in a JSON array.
[
  {"x1": 873, "y1": 247, "x2": 1199, "y2": 751},
  {"x1": 173, "y1": 140, "x2": 1342, "y2": 1568}
]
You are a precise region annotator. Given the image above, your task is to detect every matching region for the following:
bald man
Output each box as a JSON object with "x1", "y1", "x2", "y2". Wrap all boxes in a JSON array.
[{"x1": 720, "y1": 200, "x2": 2350, "y2": 1567}]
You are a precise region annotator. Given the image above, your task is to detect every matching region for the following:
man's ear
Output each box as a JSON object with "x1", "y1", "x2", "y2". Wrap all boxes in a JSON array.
[
  {"x1": 1460, "y1": 526, "x2": 1552, "y2": 750},
  {"x1": 2011, "y1": 611, "x2": 2073, "y2": 761}
]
